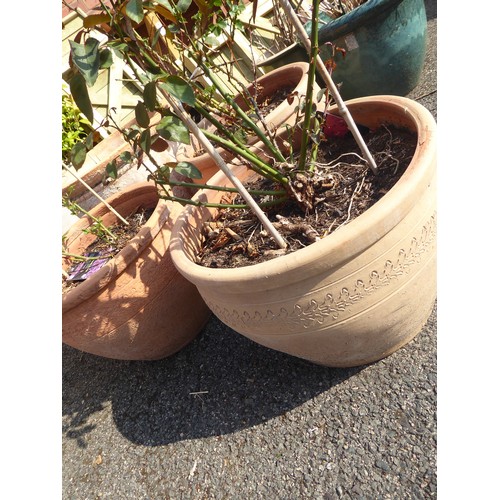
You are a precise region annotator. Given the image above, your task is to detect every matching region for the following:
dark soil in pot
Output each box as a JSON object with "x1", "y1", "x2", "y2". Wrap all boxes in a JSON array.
[
  {"x1": 197, "y1": 125, "x2": 417, "y2": 268},
  {"x1": 62, "y1": 207, "x2": 154, "y2": 294}
]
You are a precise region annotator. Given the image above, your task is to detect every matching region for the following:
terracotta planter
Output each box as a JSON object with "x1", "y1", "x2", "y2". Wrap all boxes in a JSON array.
[
  {"x1": 180, "y1": 61, "x2": 319, "y2": 184},
  {"x1": 62, "y1": 182, "x2": 211, "y2": 360},
  {"x1": 169, "y1": 96, "x2": 436, "y2": 368}
]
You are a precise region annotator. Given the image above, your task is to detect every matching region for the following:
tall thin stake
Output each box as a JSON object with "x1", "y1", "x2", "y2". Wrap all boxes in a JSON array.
[
  {"x1": 278, "y1": 0, "x2": 378, "y2": 174},
  {"x1": 162, "y1": 92, "x2": 288, "y2": 249},
  {"x1": 62, "y1": 164, "x2": 129, "y2": 225}
]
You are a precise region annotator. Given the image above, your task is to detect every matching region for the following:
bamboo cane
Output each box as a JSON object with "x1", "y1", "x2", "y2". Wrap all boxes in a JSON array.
[
  {"x1": 62, "y1": 163, "x2": 129, "y2": 225},
  {"x1": 161, "y1": 92, "x2": 288, "y2": 249},
  {"x1": 278, "y1": 0, "x2": 378, "y2": 174}
]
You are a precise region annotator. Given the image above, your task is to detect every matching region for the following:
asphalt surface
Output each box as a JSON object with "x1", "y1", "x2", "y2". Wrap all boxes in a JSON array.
[{"x1": 62, "y1": 2, "x2": 437, "y2": 498}]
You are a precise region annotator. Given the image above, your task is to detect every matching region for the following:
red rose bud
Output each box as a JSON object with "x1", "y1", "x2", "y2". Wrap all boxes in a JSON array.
[{"x1": 323, "y1": 113, "x2": 349, "y2": 138}]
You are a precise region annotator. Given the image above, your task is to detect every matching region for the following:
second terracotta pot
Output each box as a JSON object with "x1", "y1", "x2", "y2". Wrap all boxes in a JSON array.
[
  {"x1": 62, "y1": 182, "x2": 211, "y2": 360},
  {"x1": 180, "y1": 61, "x2": 319, "y2": 184}
]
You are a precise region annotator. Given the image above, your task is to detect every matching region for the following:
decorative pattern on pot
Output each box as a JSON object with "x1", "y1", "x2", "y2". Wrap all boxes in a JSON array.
[{"x1": 204, "y1": 212, "x2": 436, "y2": 332}]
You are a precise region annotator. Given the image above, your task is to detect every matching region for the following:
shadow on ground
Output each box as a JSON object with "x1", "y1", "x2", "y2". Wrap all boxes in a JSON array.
[
  {"x1": 62, "y1": 317, "x2": 365, "y2": 447},
  {"x1": 424, "y1": 0, "x2": 436, "y2": 20}
]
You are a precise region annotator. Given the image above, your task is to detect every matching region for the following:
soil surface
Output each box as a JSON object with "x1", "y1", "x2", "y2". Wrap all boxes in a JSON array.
[
  {"x1": 198, "y1": 125, "x2": 417, "y2": 268},
  {"x1": 62, "y1": 207, "x2": 154, "y2": 294},
  {"x1": 250, "y1": 85, "x2": 295, "y2": 114}
]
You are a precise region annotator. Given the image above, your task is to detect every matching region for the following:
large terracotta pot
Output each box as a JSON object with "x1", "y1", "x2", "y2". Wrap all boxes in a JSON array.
[
  {"x1": 180, "y1": 61, "x2": 319, "y2": 184},
  {"x1": 62, "y1": 182, "x2": 211, "y2": 360},
  {"x1": 169, "y1": 96, "x2": 436, "y2": 368}
]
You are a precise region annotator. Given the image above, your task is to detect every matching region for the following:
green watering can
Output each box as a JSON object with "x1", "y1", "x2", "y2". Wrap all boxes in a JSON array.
[{"x1": 258, "y1": 0, "x2": 428, "y2": 99}]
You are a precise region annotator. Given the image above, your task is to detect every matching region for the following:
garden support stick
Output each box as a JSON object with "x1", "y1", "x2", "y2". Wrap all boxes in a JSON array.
[
  {"x1": 278, "y1": 0, "x2": 378, "y2": 174},
  {"x1": 62, "y1": 164, "x2": 129, "y2": 225},
  {"x1": 160, "y1": 91, "x2": 288, "y2": 249}
]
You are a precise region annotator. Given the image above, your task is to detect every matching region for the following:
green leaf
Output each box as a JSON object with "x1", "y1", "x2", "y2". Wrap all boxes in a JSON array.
[
  {"x1": 156, "y1": 115, "x2": 190, "y2": 144},
  {"x1": 159, "y1": 76, "x2": 195, "y2": 106},
  {"x1": 316, "y1": 88, "x2": 326, "y2": 102},
  {"x1": 135, "y1": 101, "x2": 150, "y2": 128},
  {"x1": 69, "y1": 38, "x2": 100, "y2": 87},
  {"x1": 99, "y1": 48, "x2": 114, "y2": 69},
  {"x1": 105, "y1": 160, "x2": 118, "y2": 179},
  {"x1": 176, "y1": 0, "x2": 192, "y2": 13},
  {"x1": 174, "y1": 161, "x2": 202, "y2": 180},
  {"x1": 167, "y1": 23, "x2": 180, "y2": 34},
  {"x1": 143, "y1": 82, "x2": 156, "y2": 111},
  {"x1": 108, "y1": 42, "x2": 128, "y2": 55},
  {"x1": 125, "y1": 0, "x2": 144, "y2": 24},
  {"x1": 69, "y1": 73, "x2": 94, "y2": 123},
  {"x1": 70, "y1": 142, "x2": 87, "y2": 170},
  {"x1": 126, "y1": 128, "x2": 140, "y2": 141},
  {"x1": 119, "y1": 151, "x2": 133, "y2": 163},
  {"x1": 204, "y1": 34, "x2": 220, "y2": 47},
  {"x1": 84, "y1": 132, "x2": 94, "y2": 150},
  {"x1": 140, "y1": 129, "x2": 151, "y2": 153}
]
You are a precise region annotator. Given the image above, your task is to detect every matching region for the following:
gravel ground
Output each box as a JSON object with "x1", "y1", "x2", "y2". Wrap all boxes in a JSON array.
[{"x1": 62, "y1": 2, "x2": 438, "y2": 498}]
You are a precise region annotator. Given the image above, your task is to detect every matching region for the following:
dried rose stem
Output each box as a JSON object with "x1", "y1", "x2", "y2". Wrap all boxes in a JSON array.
[
  {"x1": 163, "y1": 93, "x2": 288, "y2": 249},
  {"x1": 278, "y1": 0, "x2": 378, "y2": 174}
]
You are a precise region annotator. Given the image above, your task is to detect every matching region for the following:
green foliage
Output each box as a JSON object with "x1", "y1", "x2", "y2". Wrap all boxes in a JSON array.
[
  {"x1": 135, "y1": 101, "x2": 151, "y2": 128},
  {"x1": 70, "y1": 142, "x2": 88, "y2": 169},
  {"x1": 174, "y1": 161, "x2": 202, "y2": 179},
  {"x1": 105, "y1": 159, "x2": 119, "y2": 180},
  {"x1": 158, "y1": 77, "x2": 196, "y2": 106},
  {"x1": 156, "y1": 115, "x2": 191, "y2": 144},
  {"x1": 62, "y1": 92, "x2": 93, "y2": 165},
  {"x1": 143, "y1": 82, "x2": 157, "y2": 111},
  {"x1": 69, "y1": 38, "x2": 101, "y2": 87},
  {"x1": 176, "y1": 0, "x2": 193, "y2": 13},
  {"x1": 69, "y1": 73, "x2": 94, "y2": 124},
  {"x1": 99, "y1": 48, "x2": 114, "y2": 69},
  {"x1": 62, "y1": 195, "x2": 117, "y2": 244},
  {"x1": 64, "y1": 0, "x2": 326, "y2": 213},
  {"x1": 140, "y1": 129, "x2": 151, "y2": 153},
  {"x1": 125, "y1": 0, "x2": 145, "y2": 23}
]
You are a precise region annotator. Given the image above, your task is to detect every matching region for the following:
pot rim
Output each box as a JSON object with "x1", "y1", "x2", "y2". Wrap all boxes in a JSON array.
[
  {"x1": 62, "y1": 181, "x2": 172, "y2": 311},
  {"x1": 316, "y1": 0, "x2": 406, "y2": 44},
  {"x1": 169, "y1": 95, "x2": 436, "y2": 288},
  {"x1": 236, "y1": 61, "x2": 311, "y2": 120}
]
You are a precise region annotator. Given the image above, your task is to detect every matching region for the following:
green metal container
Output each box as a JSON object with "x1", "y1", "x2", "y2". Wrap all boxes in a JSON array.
[{"x1": 259, "y1": 0, "x2": 428, "y2": 99}]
